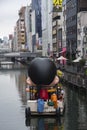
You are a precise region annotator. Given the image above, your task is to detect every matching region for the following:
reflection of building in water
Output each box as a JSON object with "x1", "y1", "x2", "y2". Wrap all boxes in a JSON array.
[{"x1": 11, "y1": 70, "x2": 27, "y2": 105}]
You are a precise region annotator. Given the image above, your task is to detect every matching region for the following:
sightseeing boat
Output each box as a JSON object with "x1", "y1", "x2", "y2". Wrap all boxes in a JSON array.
[{"x1": 25, "y1": 86, "x2": 65, "y2": 118}]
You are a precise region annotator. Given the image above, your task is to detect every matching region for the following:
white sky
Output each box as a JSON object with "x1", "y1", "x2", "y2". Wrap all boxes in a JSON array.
[{"x1": 0, "y1": 0, "x2": 31, "y2": 39}]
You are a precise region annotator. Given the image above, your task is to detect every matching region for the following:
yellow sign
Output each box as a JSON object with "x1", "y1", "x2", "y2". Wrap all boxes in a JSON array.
[
  {"x1": 53, "y1": 0, "x2": 62, "y2": 12},
  {"x1": 53, "y1": 0, "x2": 62, "y2": 6}
]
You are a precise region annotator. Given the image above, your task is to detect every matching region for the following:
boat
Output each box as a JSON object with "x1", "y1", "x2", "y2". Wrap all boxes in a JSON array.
[{"x1": 25, "y1": 86, "x2": 65, "y2": 118}]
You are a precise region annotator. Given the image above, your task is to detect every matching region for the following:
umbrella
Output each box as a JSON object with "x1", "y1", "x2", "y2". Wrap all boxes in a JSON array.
[
  {"x1": 57, "y1": 56, "x2": 67, "y2": 60},
  {"x1": 73, "y1": 57, "x2": 82, "y2": 63}
]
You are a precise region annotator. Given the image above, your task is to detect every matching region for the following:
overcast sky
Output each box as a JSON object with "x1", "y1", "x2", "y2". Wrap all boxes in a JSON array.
[{"x1": 0, "y1": 0, "x2": 31, "y2": 39}]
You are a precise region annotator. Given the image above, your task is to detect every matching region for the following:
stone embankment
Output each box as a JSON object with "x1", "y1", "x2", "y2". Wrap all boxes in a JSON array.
[
  {"x1": 59, "y1": 65, "x2": 87, "y2": 90},
  {"x1": 63, "y1": 71, "x2": 87, "y2": 89}
]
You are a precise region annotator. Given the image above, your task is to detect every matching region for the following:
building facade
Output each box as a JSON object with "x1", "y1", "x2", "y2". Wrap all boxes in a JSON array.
[
  {"x1": 42, "y1": 0, "x2": 53, "y2": 56},
  {"x1": 52, "y1": 1, "x2": 63, "y2": 58},
  {"x1": 66, "y1": 0, "x2": 87, "y2": 60},
  {"x1": 77, "y1": 12, "x2": 87, "y2": 58},
  {"x1": 62, "y1": 0, "x2": 66, "y2": 57},
  {"x1": 66, "y1": 0, "x2": 77, "y2": 60},
  {"x1": 31, "y1": 0, "x2": 42, "y2": 54},
  {"x1": 18, "y1": 6, "x2": 26, "y2": 51},
  {"x1": 25, "y1": 5, "x2": 32, "y2": 52}
]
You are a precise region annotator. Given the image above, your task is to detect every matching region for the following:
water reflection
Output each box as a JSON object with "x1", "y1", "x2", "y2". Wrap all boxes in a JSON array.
[
  {"x1": 25, "y1": 117, "x2": 64, "y2": 130},
  {"x1": 78, "y1": 93, "x2": 87, "y2": 129},
  {"x1": 0, "y1": 70, "x2": 28, "y2": 130},
  {"x1": 64, "y1": 86, "x2": 87, "y2": 130},
  {"x1": 0, "y1": 70, "x2": 87, "y2": 130}
]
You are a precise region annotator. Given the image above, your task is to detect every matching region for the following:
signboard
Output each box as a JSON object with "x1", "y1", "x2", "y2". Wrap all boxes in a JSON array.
[{"x1": 53, "y1": 0, "x2": 63, "y2": 12}]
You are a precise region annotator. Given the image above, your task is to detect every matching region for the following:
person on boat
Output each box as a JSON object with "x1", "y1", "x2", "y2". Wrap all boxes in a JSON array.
[
  {"x1": 51, "y1": 93, "x2": 58, "y2": 108},
  {"x1": 61, "y1": 89, "x2": 65, "y2": 100},
  {"x1": 26, "y1": 57, "x2": 59, "y2": 88}
]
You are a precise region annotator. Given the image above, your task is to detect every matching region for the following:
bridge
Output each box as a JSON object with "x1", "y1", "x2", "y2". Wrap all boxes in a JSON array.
[
  {"x1": 0, "y1": 51, "x2": 40, "y2": 62},
  {"x1": 3, "y1": 52, "x2": 37, "y2": 58},
  {"x1": 0, "y1": 51, "x2": 39, "y2": 58}
]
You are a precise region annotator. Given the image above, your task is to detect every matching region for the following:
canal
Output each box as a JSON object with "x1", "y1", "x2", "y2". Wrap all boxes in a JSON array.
[{"x1": 0, "y1": 69, "x2": 87, "y2": 130}]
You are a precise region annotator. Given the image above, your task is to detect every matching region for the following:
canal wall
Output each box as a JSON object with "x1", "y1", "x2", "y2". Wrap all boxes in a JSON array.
[{"x1": 63, "y1": 70, "x2": 87, "y2": 90}]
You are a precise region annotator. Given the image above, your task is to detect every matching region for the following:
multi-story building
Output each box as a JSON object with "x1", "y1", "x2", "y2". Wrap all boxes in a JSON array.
[
  {"x1": 52, "y1": 12, "x2": 59, "y2": 56},
  {"x1": 77, "y1": 0, "x2": 87, "y2": 58},
  {"x1": 18, "y1": 6, "x2": 26, "y2": 51},
  {"x1": 16, "y1": 19, "x2": 21, "y2": 51},
  {"x1": 66, "y1": 0, "x2": 77, "y2": 60},
  {"x1": 31, "y1": 0, "x2": 42, "y2": 54},
  {"x1": 13, "y1": 26, "x2": 18, "y2": 51},
  {"x1": 25, "y1": 5, "x2": 32, "y2": 52},
  {"x1": 52, "y1": 1, "x2": 63, "y2": 57},
  {"x1": 41, "y1": 0, "x2": 47, "y2": 56},
  {"x1": 62, "y1": 0, "x2": 66, "y2": 57},
  {"x1": 42, "y1": 0, "x2": 53, "y2": 56},
  {"x1": 77, "y1": 12, "x2": 87, "y2": 58},
  {"x1": 66, "y1": 0, "x2": 87, "y2": 60},
  {"x1": 8, "y1": 34, "x2": 13, "y2": 52}
]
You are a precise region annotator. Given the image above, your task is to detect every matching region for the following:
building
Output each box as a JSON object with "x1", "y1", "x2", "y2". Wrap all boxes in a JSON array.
[
  {"x1": 52, "y1": 0, "x2": 63, "y2": 58},
  {"x1": 13, "y1": 26, "x2": 18, "y2": 51},
  {"x1": 62, "y1": 0, "x2": 67, "y2": 57},
  {"x1": 42, "y1": 0, "x2": 53, "y2": 56},
  {"x1": 25, "y1": 5, "x2": 32, "y2": 52},
  {"x1": 66, "y1": 0, "x2": 77, "y2": 60},
  {"x1": 18, "y1": 6, "x2": 26, "y2": 51},
  {"x1": 77, "y1": 11, "x2": 87, "y2": 58},
  {"x1": 31, "y1": 0, "x2": 42, "y2": 54},
  {"x1": 8, "y1": 34, "x2": 13, "y2": 51},
  {"x1": 66, "y1": 0, "x2": 87, "y2": 60}
]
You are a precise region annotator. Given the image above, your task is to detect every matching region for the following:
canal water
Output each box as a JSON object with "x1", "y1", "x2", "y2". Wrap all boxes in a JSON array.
[{"x1": 0, "y1": 70, "x2": 87, "y2": 130}]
